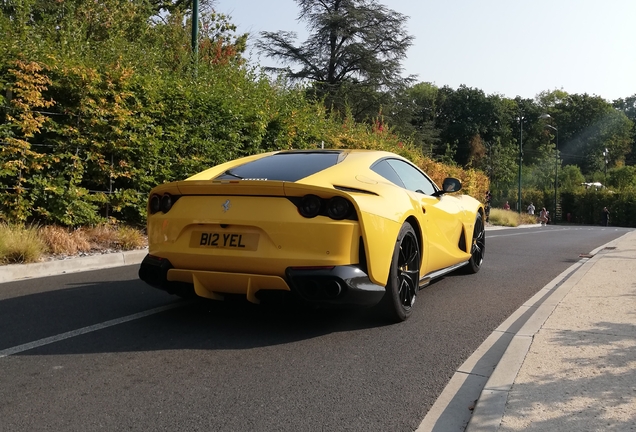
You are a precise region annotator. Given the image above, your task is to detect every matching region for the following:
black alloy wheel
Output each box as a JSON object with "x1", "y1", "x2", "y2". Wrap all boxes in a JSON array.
[
  {"x1": 464, "y1": 212, "x2": 485, "y2": 274},
  {"x1": 380, "y1": 222, "x2": 421, "y2": 322}
]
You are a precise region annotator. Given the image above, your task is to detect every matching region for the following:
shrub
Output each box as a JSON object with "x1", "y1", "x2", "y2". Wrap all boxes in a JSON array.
[
  {"x1": 116, "y1": 226, "x2": 147, "y2": 250},
  {"x1": 488, "y1": 209, "x2": 537, "y2": 227},
  {"x1": 0, "y1": 223, "x2": 147, "y2": 265},
  {"x1": 0, "y1": 224, "x2": 47, "y2": 263},
  {"x1": 38, "y1": 225, "x2": 91, "y2": 255},
  {"x1": 79, "y1": 224, "x2": 121, "y2": 249},
  {"x1": 561, "y1": 189, "x2": 636, "y2": 227}
]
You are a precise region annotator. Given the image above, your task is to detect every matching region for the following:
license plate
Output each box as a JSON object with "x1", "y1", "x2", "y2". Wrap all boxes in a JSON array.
[{"x1": 190, "y1": 231, "x2": 259, "y2": 251}]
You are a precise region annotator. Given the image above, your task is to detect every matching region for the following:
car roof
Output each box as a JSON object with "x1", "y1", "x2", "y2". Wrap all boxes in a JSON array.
[{"x1": 186, "y1": 148, "x2": 412, "y2": 185}]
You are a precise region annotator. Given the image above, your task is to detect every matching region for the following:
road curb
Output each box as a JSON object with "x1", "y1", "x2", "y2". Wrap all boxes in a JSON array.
[
  {"x1": 463, "y1": 231, "x2": 632, "y2": 431},
  {"x1": 417, "y1": 231, "x2": 632, "y2": 432},
  {"x1": 0, "y1": 249, "x2": 148, "y2": 284}
]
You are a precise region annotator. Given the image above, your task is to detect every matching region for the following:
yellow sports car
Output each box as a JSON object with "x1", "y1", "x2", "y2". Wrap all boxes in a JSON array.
[{"x1": 139, "y1": 149, "x2": 485, "y2": 322}]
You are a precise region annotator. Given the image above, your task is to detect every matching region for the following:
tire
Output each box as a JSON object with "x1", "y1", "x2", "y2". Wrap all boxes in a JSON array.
[
  {"x1": 463, "y1": 212, "x2": 485, "y2": 274},
  {"x1": 379, "y1": 222, "x2": 421, "y2": 322}
]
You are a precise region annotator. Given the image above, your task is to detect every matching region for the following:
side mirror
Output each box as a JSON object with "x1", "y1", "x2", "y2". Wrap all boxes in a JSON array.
[{"x1": 441, "y1": 177, "x2": 462, "y2": 194}]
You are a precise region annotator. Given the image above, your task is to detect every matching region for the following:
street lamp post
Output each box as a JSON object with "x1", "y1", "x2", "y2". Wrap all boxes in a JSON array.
[
  {"x1": 485, "y1": 141, "x2": 493, "y2": 184},
  {"x1": 603, "y1": 148, "x2": 609, "y2": 183},
  {"x1": 192, "y1": 0, "x2": 199, "y2": 60},
  {"x1": 517, "y1": 116, "x2": 524, "y2": 214},
  {"x1": 547, "y1": 124, "x2": 558, "y2": 223},
  {"x1": 541, "y1": 114, "x2": 559, "y2": 224}
]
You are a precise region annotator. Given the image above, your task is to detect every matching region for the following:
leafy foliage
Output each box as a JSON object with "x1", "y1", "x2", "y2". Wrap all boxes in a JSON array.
[
  {"x1": 0, "y1": 1, "x2": 255, "y2": 226},
  {"x1": 561, "y1": 189, "x2": 636, "y2": 227},
  {"x1": 398, "y1": 83, "x2": 634, "y2": 222},
  {"x1": 3, "y1": 0, "x2": 634, "y2": 228},
  {"x1": 536, "y1": 92, "x2": 632, "y2": 173},
  {"x1": 256, "y1": 0, "x2": 414, "y2": 122},
  {"x1": 607, "y1": 165, "x2": 636, "y2": 190},
  {"x1": 613, "y1": 95, "x2": 636, "y2": 165},
  {"x1": 559, "y1": 165, "x2": 586, "y2": 192},
  {"x1": 0, "y1": 0, "x2": 480, "y2": 228}
]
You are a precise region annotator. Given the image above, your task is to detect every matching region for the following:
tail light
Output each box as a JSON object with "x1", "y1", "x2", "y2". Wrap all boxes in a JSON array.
[
  {"x1": 294, "y1": 195, "x2": 356, "y2": 220},
  {"x1": 298, "y1": 194, "x2": 322, "y2": 218},
  {"x1": 160, "y1": 194, "x2": 173, "y2": 213},
  {"x1": 149, "y1": 195, "x2": 161, "y2": 214},
  {"x1": 327, "y1": 196, "x2": 351, "y2": 220},
  {"x1": 149, "y1": 193, "x2": 180, "y2": 214}
]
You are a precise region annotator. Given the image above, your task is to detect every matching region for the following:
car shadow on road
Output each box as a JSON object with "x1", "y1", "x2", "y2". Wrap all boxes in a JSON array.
[{"x1": 0, "y1": 277, "x2": 396, "y2": 356}]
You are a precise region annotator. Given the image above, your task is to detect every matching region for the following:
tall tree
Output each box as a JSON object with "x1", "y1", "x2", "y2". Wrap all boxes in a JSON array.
[
  {"x1": 613, "y1": 94, "x2": 636, "y2": 165},
  {"x1": 433, "y1": 85, "x2": 517, "y2": 167},
  {"x1": 256, "y1": 0, "x2": 414, "y2": 121},
  {"x1": 148, "y1": 0, "x2": 216, "y2": 16},
  {"x1": 399, "y1": 82, "x2": 441, "y2": 156},
  {"x1": 547, "y1": 93, "x2": 633, "y2": 174},
  {"x1": 558, "y1": 164, "x2": 585, "y2": 192}
]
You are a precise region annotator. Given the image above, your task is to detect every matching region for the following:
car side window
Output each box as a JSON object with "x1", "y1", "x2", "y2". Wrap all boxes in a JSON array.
[
  {"x1": 386, "y1": 159, "x2": 437, "y2": 196},
  {"x1": 370, "y1": 160, "x2": 405, "y2": 188}
]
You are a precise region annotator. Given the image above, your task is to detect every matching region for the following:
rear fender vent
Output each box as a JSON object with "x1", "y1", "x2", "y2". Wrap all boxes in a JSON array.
[
  {"x1": 458, "y1": 227, "x2": 467, "y2": 253},
  {"x1": 358, "y1": 236, "x2": 368, "y2": 274}
]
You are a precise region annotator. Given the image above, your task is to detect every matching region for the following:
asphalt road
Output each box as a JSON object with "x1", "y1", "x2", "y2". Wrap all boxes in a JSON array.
[{"x1": 0, "y1": 225, "x2": 631, "y2": 432}]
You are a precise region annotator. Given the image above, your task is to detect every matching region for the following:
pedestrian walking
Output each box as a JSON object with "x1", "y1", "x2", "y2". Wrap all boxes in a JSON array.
[
  {"x1": 539, "y1": 207, "x2": 548, "y2": 226},
  {"x1": 484, "y1": 191, "x2": 492, "y2": 222},
  {"x1": 503, "y1": 201, "x2": 510, "y2": 210},
  {"x1": 602, "y1": 207, "x2": 610, "y2": 226},
  {"x1": 527, "y1": 202, "x2": 535, "y2": 215}
]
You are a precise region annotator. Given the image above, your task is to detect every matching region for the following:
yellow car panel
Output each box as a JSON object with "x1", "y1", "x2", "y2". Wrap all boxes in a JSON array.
[
  {"x1": 147, "y1": 194, "x2": 361, "y2": 276},
  {"x1": 139, "y1": 149, "x2": 485, "y2": 321}
]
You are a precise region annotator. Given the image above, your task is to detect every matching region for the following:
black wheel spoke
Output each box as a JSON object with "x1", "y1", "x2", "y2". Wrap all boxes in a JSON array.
[
  {"x1": 382, "y1": 223, "x2": 421, "y2": 321},
  {"x1": 399, "y1": 238, "x2": 417, "y2": 266},
  {"x1": 398, "y1": 269, "x2": 417, "y2": 307},
  {"x1": 397, "y1": 233, "x2": 419, "y2": 307},
  {"x1": 473, "y1": 245, "x2": 483, "y2": 264},
  {"x1": 470, "y1": 216, "x2": 485, "y2": 267}
]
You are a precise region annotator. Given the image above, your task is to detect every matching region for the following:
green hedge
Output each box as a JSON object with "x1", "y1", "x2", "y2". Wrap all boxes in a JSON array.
[
  {"x1": 1, "y1": 2, "x2": 486, "y2": 227},
  {"x1": 560, "y1": 189, "x2": 636, "y2": 227}
]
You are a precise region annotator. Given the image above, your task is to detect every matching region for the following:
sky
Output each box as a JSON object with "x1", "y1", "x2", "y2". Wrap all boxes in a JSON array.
[{"x1": 213, "y1": 0, "x2": 636, "y2": 102}]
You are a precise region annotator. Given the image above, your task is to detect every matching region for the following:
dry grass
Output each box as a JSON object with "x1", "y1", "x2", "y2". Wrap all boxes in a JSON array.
[
  {"x1": 116, "y1": 226, "x2": 147, "y2": 250},
  {"x1": 488, "y1": 208, "x2": 538, "y2": 227},
  {"x1": 39, "y1": 226, "x2": 91, "y2": 255},
  {"x1": 75, "y1": 224, "x2": 147, "y2": 251},
  {"x1": 80, "y1": 224, "x2": 120, "y2": 248},
  {"x1": 0, "y1": 224, "x2": 48, "y2": 264},
  {"x1": 0, "y1": 223, "x2": 147, "y2": 264}
]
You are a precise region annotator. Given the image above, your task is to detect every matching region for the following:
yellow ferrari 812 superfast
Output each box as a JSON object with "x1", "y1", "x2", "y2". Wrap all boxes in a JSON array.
[{"x1": 139, "y1": 149, "x2": 485, "y2": 322}]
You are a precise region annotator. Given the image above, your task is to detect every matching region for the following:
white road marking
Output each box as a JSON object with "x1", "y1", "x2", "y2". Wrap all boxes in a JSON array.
[
  {"x1": 0, "y1": 302, "x2": 187, "y2": 359},
  {"x1": 488, "y1": 228, "x2": 572, "y2": 238}
]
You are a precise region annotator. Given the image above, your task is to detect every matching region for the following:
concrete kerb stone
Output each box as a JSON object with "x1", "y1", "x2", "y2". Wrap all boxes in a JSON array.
[{"x1": 0, "y1": 248, "x2": 148, "y2": 284}]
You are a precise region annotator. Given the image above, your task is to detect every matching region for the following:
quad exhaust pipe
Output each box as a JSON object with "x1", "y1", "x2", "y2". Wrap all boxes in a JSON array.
[{"x1": 299, "y1": 279, "x2": 343, "y2": 300}]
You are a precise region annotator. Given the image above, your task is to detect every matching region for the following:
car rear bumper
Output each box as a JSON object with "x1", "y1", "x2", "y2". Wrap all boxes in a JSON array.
[
  {"x1": 138, "y1": 254, "x2": 385, "y2": 307},
  {"x1": 285, "y1": 266, "x2": 385, "y2": 307}
]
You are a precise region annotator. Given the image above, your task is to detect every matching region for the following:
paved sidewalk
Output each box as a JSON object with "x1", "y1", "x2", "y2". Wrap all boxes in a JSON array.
[{"x1": 466, "y1": 230, "x2": 636, "y2": 431}]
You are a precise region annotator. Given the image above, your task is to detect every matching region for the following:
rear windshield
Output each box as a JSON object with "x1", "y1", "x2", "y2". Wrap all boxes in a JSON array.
[{"x1": 215, "y1": 151, "x2": 342, "y2": 182}]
